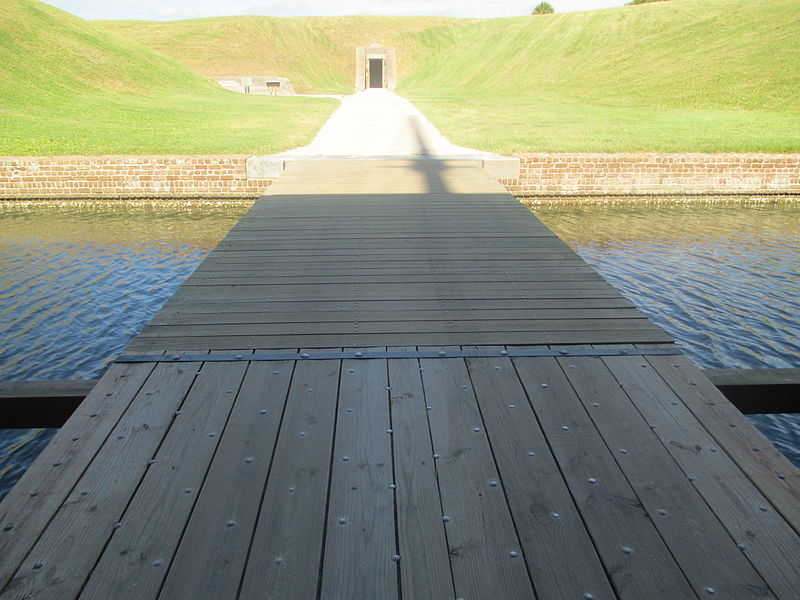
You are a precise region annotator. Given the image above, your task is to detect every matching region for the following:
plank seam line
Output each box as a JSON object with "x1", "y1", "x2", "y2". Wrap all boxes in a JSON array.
[{"x1": 116, "y1": 347, "x2": 683, "y2": 363}]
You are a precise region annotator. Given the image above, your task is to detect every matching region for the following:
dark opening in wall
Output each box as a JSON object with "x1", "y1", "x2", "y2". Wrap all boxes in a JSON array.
[{"x1": 369, "y1": 58, "x2": 384, "y2": 88}]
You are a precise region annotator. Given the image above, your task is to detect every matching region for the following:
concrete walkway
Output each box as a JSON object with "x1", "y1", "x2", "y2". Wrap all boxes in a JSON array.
[
  {"x1": 248, "y1": 89, "x2": 517, "y2": 179},
  {"x1": 283, "y1": 89, "x2": 497, "y2": 159}
]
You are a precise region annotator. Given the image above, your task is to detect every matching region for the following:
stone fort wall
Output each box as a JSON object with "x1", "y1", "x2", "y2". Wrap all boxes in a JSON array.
[
  {"x1": 1, "y1": 153, "x2": 798, "y2": 199},
  {"x1": 503, "y1": 153, "x2": 800, "y2": 196},
  {"x1": 0, "y1": 156, "x2": 271, "y2": 199}
]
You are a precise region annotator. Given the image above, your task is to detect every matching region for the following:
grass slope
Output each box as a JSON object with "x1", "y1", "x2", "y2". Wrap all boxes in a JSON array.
[
  {"x1": 399, "y1": 0, "x2": 800, "y2": 153},
  {"x1": 0, "y1": 0, "x2": 336, "y2": 155},
  {"x1": 98, "y1": 16, "x2": 472, "y2": 94}
]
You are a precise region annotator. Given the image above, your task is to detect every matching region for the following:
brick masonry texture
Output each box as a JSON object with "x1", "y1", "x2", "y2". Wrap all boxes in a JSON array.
[
  {"x1": 504, "y1": 153, "x2": 800, "y2": 195},
  {"x1": 1, "y1": 153, "x2": 798, "y2": 199},
  {"x1": 0, "y1": 156, "x2": 272, "y2": 199}
]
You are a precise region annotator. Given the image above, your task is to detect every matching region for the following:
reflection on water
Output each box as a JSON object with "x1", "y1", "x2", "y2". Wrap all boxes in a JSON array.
[
  {"x1": 0, "y1": 200, "x2": 253, "y2": 499},
  {"x1": 532, "y1": 200, "x2": 800, "y2": 466}
]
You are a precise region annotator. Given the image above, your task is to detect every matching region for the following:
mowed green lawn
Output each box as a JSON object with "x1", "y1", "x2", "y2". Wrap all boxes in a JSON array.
[
  {"x1": 0, "y1": 0, "x2": 337, "y2": 155},
  {"x1": 399, "y1": 0, "x2": 800, "y2": 153},
  {"x1": 1, "y1": 91, "x2": 337, "y2": 156}
]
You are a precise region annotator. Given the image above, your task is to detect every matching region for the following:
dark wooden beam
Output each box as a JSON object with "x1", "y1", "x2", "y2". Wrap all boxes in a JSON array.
[
  {"x1": 1, "y1": 367, "x2": 797, "y2": 429},
  {"x1": 0, "y1": 380, "x2": 98, "y2": 428},
  {"x1": 702, "y1": 368, "x2": 800, "y2": 414}
]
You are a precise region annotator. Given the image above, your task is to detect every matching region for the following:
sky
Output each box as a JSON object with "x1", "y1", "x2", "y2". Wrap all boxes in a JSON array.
[{"x1": 44, "y1": 0, "x2": 629, "y2": 21}]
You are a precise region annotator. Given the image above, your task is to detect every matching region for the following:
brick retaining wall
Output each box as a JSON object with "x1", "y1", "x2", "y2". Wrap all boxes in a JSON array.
[
  {"x1": 503, "y1": 153, "x2": 800, "y2": 195},
  {"x1": 1, "y1": 153, "x2": 798, "y2": 199},
  {"x1": 0, "y1": 156, "x2": 271, "y2": 199}
]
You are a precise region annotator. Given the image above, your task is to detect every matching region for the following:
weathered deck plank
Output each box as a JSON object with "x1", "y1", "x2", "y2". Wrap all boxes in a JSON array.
[
  {"x1": 466, "y1": 353, "x2": 616, "y2": 600},
  {"x1": 419, "y1": 349, "x2": 536, "y2": 599},
  {"x1": 602, "y1": 353, "x2": 800, "y2": 599},
  {"x1": 0, "y1": 363, "x2": 154, "y2": 591},
  {"x1": 513, "y1": 354, "x2": 697, "y2": 599},
  {"x1": 388, "y1": 348, "x2": 455, "y2": 599},
  {"x1": 158, "y1": 350, "x2": 296, "y2": 600},
  {"x1": 79, "y1": 351, "x2": 250, "y2": 600},
  {"x1": 319, "y1": 350, "x2": 397, "y2": 600},
  {"x1": 1, "y1": 356, "x2": 202, "y2": 600},
  {"x1": 237, "y1": 351, "x2": 341, "y2": 600}
]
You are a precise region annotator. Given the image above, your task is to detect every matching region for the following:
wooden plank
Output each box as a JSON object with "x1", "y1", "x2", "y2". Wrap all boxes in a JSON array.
[
  {"x1": 419, "y1": 351, "x2": 535, "y2": 599},
  {"x1": 512, "y1": 355, "x2": 696, "y2": 599},
  {"x1": 560, "y1": 352, "x2": 779, "y2": 598},
  {"x1": 237, "y1": 351, "x2": 341, "y2": 600},
  {"x1": 182, "y1": 272, "x2": 604, "y2": 285},
  {"x1": 649, "y1": 354, "x2": 800, "y2": 534},
  {"x1": 387, "y1": 348, "x2": 454, "y2": 600},
  {"x1": 602, "y1": 354, "x2": 800, "y2": 599},
  {"x1": 162, "y1": 286, "x2": 622, "y2": 304},
  {"x1": 79, "y1": 351, "x2": 251, "y2": 600},
  {"x1": 177, "y1": 279, "x2": 616, "y2": 293},
  {"x1": 465, "y1": 354, "x2": 616, "y2": 600},
  {"x1": 702, "y1": 368, "x2": 800, "y2": 414},
  {"x1": 319, "y1": 350, "x2": 397, "y2": 600},
  {"x1": 159, "y1": 297, "x2": 636, "y2": 314},
  {"x1": 704, "y1": 367, "x2": 800, "y2": 387},
  {"x1": 1, "y1": 380, "x2": 99, "y2": 427},
  {"x1": 156, "y1": 351, "x2": 295, "y2": 600},
  {"x1": 0, "y1": 380, "x2": 97, "y2": 399},
  {"x1": 199, "y1": 251, "x2": 578, "y2": 262},
  {"x1": 151, "y1": 308, "x2": 646, "y2": 326},
  {"x1": 126, "y1": 329, "x2": 674, "y2": 352},
  {"x1": 190, "y1": 265, "x2": 597, "y2": 277},
  {"x1": 136, "y1": 318, "x2": 661, "y2": 338},
  {"x1": 0, "y1": 364, "x2": 153, "y2": 593},
  {"x1": 0, "y1": 357, "x2": 202, "y2": 600}
]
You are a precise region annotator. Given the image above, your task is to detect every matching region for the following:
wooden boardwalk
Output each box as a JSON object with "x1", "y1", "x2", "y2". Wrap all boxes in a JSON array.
[{"x1": 1, "y1": 160, "x2": 798, "y2": 600}]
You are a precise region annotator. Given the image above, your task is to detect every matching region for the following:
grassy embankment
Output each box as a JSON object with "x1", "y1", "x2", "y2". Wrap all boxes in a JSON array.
[
  {"x1": 3, "y1": 0, "x2": 798, "y2": 155},
  {"x1": 398, "y1": 0, "x2": 800, "y2": 153},
  {"x1": 0, "y1": 0, "x2": 338, "y2": 155},
  {"x1": 99, "y1": 15, "x2": 472, "y2": 94}
]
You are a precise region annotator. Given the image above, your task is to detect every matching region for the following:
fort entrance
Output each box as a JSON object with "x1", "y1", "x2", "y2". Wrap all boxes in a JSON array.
[{"x1": 355, "y1": 45, "x2": 396, "y2": 91}]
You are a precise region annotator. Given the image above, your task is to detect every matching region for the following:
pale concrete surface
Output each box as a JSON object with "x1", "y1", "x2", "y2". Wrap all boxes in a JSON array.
[
  {"x1": 248, "y1": 89, "x2": 519, "y2": 179},
  {"x1": 282, "y1": 89, "x2": 495, "y2": 159}
]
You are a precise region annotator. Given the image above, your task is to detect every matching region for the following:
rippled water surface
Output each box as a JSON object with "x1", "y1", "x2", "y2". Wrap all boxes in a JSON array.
[
  {"x1": 532, "y1": 200, "x2": 800, "y2": 465},
  {"x1": 0, "y1": 201, "x2": 252, "y2": 499}
]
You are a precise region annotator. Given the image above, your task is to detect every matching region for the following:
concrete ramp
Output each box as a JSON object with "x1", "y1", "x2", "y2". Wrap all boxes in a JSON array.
[{"x1": 247, "y1": 90, "x2": 519, "y2": 180}]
